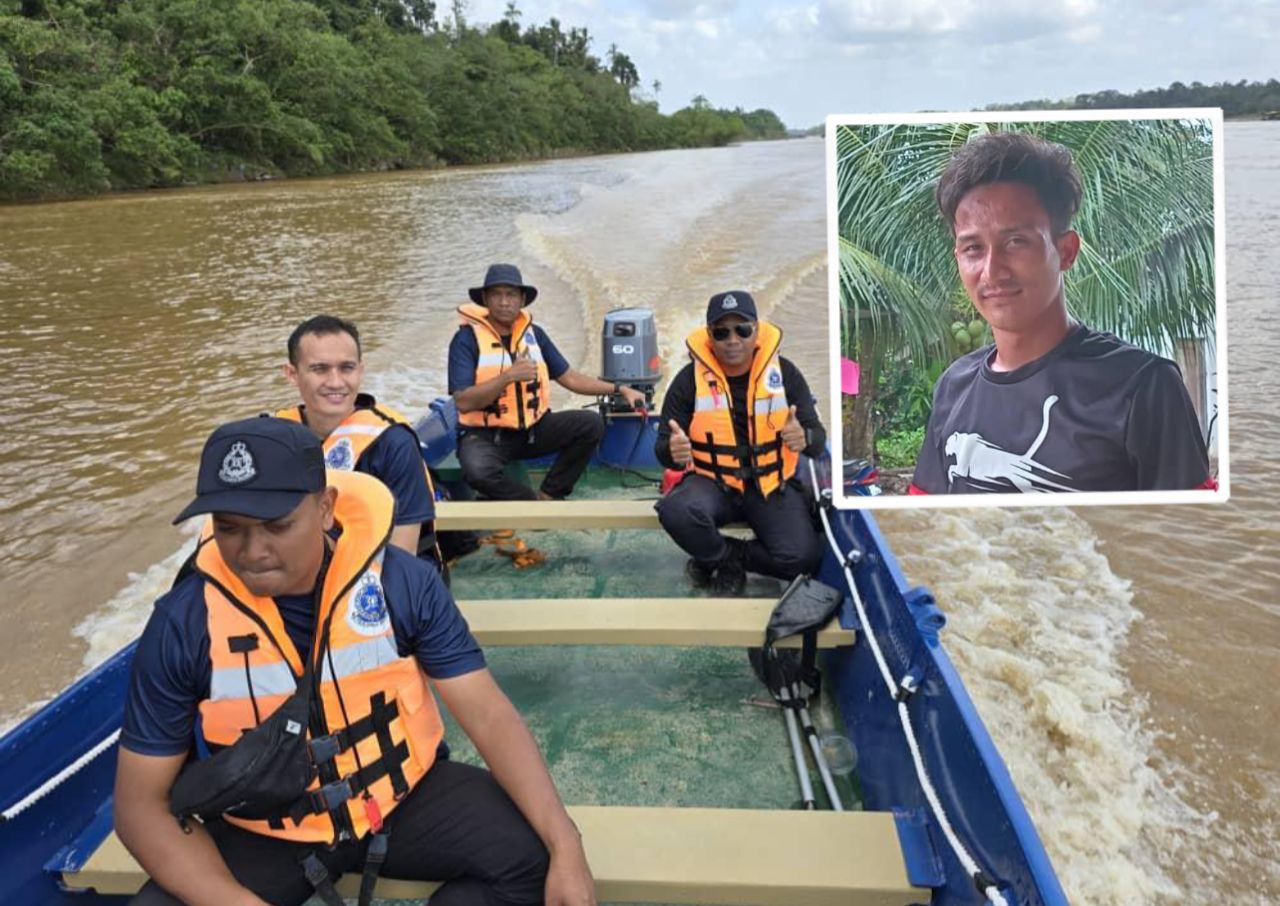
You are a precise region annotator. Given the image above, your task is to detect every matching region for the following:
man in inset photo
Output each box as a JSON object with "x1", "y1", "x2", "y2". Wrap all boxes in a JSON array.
[{"x1": 909, "y1": 132, "x2": 1216, "y2": 494}]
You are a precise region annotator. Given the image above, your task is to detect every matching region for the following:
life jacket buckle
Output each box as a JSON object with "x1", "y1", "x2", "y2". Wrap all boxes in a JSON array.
[
  {"x1": 362, "y1": 794, "x2": 384, "y2": 833},
  {"x1": 311, "y1": 777, "x2": 355, "y2": 813},
  {"x1": 309, "y1": 733, "x2": 341, "y2": 765}
]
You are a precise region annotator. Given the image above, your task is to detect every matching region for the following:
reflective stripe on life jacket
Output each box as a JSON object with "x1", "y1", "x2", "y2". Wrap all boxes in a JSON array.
[
  {"x1": 195, "y1": 470, "x2": 444, "y2": 844},
  {"x1": 455, "y1": 303, "x2": 551, "y2": 430},
  {"x1": 684, "y1": 321, "x2": 798, "y2": 498}
]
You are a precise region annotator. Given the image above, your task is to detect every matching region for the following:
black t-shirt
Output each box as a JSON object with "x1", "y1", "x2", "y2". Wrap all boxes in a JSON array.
[{"x1": 912, "y1": 326, "x2": 1211, "y2": 493}]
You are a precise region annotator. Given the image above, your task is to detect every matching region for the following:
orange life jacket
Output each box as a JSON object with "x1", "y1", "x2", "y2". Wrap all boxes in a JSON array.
[
  {"x1": 195, "y1": 470, "x2": 444, "y2": 844},
  {"x1": 276, "y1": 396, "x2": 439, "y2": 558},
  {"x1": 455, "y1": 303, "x2": 551, "y2": 430},
  {"x1": 684, "y1": 321, "x2": 798, "y2": 498}
]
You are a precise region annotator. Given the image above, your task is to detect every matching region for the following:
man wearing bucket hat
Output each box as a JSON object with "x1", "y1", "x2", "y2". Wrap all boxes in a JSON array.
[
  {"x1": 114, "y1": 417, "x2": 595, "y2": 906},
  {"x1": 654, "y1": 291, "x2": 826, "y2": 596},
  {"x1": 448, "y1": 263, "x2": 645, "y2": 500}
]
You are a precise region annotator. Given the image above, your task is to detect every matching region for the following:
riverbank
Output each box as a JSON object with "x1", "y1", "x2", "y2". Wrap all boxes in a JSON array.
[{"x1": 0, "y1": 4, "x2": 785, "y2": 203}]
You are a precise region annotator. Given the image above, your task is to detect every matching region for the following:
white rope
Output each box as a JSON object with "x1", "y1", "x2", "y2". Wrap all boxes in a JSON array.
[
  {"x1": 1, "y1": 728, "x2": 121, "y2": 822},
  {"x1": 809, "y1": 460, "x2": 1008, "y2": 906}
]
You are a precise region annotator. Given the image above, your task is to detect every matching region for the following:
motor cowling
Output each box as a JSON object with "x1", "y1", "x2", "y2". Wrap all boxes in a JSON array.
[{"x1": 600, "y1": 308, "x2": 661, "y2": 411}]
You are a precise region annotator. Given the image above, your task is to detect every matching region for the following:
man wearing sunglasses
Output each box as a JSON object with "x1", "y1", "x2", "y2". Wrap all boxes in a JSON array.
[{"x1": 653, "y1": 291, "x2": 826, "y2": 595}]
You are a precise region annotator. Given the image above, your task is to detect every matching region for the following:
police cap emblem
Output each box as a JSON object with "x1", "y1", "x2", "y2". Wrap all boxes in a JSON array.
[{"x1": 218, "y1": 442, "x2": 257, "y2": 484}]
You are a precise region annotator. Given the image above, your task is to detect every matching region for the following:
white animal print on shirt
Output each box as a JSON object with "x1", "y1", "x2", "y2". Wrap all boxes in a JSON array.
[{"x1": 944, "y1": 395, "x2": 1077, "y2": 492}]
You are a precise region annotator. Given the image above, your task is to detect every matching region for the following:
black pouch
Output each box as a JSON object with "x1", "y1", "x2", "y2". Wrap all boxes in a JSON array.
[
  {"x1": 169, "y1": 678, "x2": 314, "y2": 823},
  {"x1": 749, "y1": 574, "x2": 845, "y2": 702}
]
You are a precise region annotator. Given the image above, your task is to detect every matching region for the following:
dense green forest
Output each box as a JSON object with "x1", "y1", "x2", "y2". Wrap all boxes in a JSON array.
[
  {"x1": 0, "y1": 0, "x2": 787, "y2": 200},
  {"x1": 987, "y1": 77, "x2": 1280, "y2": 117}
]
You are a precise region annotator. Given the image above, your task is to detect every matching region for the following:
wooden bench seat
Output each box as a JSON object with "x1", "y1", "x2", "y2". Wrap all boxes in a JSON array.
[
  {"x1": 436, "y1": 498, "x2": 664, "y2": 531},
  {"x1": 65, "y1": 806, "x2": 925, "y2": 905},
  {"x1": 456, "y1": 597, "x2": 854, "y2": 648}
]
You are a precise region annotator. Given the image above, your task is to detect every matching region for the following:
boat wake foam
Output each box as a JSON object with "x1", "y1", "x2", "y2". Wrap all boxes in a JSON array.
[{"x1": 877, "y1": 506, "x2": 1214, "y2": 905}]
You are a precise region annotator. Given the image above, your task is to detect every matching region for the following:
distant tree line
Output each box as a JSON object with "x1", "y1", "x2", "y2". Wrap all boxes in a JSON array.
[
  {"x1": 987, "y1": 77, "x2": 1280, "y2": 118},
  {"x1": 0, "y1": 0, "x2": 788, "y2": 200}
]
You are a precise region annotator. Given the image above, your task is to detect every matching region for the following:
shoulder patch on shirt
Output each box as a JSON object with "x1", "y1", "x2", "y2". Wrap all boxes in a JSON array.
[
  {"x1": 346, "y1": 571, "x2": 391, "y2": 636},
  {"x1": 325, "y1": 437, "x2": 355, "y2": 471}
]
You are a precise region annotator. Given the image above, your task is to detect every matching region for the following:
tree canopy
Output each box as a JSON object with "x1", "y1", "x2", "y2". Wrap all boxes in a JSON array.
[
  {"x1": 987, "y1": 77, "x2": 1280, "y2": 118},
  {"x1": 0, "y1": 0, "x2": 789, "y2": 200}
]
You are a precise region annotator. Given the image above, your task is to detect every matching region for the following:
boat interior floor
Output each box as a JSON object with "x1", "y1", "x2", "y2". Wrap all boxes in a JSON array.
[{"x1": 64, "y1": 471, "x2": 930, "y2": 905}]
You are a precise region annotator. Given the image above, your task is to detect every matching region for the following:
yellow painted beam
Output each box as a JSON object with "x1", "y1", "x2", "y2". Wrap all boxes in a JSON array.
[
  {"x1": 456, "y1": 597, "x2": 854, "y2": 648},
  {"x1": 436, "y1": 498, "x2": 663, "y2": 530},
  {"x1": 67, "y1": 808, "x2": 925, "y2": 905}
]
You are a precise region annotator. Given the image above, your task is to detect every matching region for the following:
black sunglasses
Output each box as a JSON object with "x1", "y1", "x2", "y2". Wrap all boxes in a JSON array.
[{"x1": 711, "y1": 323, "x2": 756, "y2": 341}]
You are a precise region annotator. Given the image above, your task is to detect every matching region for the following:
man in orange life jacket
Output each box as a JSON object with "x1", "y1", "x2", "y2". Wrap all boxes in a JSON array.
[
  {"x1": 448, "y1": 263, "x2": 646, "y2": 500},
  {"x1": 276, "y1": 316, "x2": 440, "y2": 562},
  {"x1": 654, "y1": 292, "x2": 826, "y2": 596},
  {"x1": 113, "y1": 418, "x2": 595, "y2": 906}
]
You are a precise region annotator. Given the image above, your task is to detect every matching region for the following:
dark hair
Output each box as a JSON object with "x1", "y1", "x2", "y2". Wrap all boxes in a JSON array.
[
  {"x1": 936, "y1": 132, "x2": 1083, "y2": 235},
  {"x1": 287, "y1": 315, "x2": 361, "y2": 365}
]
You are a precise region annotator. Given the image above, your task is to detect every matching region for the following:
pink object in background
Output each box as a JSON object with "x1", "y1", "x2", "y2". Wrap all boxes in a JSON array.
[{"x1": 840, "y1": 358, "x2": 860, "y2": 395}]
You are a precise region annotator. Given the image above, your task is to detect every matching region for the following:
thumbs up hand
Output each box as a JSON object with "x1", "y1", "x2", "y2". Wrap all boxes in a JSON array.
[
  {"x1": 507, "y1": 349, "x2": 538, "y2": 383},
  {"x1": 781, "y1": 404, "x2": 806, "y2": 452},
  {"x1": 668, "y1": 419, "x2": 693, "y2": 466}
]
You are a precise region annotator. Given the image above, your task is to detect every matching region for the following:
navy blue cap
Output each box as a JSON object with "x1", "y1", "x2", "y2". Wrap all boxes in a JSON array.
[
  {"x1": 706, "y1": 290, "x2": 758, "y2": 325},
  {"x1": 173, "y1": 417, "x2": 326, "y2": 524},
  {"x1": 469, "y1": 263, "x2": 538, "y2": 306}
]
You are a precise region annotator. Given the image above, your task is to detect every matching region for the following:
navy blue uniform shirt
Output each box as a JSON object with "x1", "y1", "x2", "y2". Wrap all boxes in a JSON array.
[
  {"x1": 357, "y1": 423, "x2": 435, "y2": 525},
  {"x1": 121, "y1": 545, "x2": 484, "y2": 757},
  {"x1": 447, "y1": 324, "x2": 570, "y2": 395}
]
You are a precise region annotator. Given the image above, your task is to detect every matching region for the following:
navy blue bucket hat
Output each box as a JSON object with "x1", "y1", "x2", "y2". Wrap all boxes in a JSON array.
[
  {"x1": 173, "y1": 417, "x2": 326, "y2": 524},
  {"x1": 469, "y1": 263, "x2": 538, "y2": 306}
]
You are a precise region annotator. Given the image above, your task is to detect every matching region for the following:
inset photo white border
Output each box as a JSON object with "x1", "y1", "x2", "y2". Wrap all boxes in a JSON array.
[{"x1": 826, "y1": 108, "x2": 1228, "y2": 510}]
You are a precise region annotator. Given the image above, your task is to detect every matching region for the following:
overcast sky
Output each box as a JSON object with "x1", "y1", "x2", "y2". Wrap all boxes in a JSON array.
[{"x1": 465, "y1": 0, "x2": 1280, "y2": 128}]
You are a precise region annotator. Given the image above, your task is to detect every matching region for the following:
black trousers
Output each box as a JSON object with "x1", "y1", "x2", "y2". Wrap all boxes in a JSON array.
[
  {"x1": 655, "y1": 473, "x2": 824, "y2": 580},
  {"x1": 458, "y1": 409, "x2": 604, "y2": 500},
  {"x1": 130, "y1": 761, "x2": 548, "y2": 906}
]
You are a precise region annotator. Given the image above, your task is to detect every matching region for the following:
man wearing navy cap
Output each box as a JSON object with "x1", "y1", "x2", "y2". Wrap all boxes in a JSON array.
[
  {"x1": 448, "y1": 263, "x2": 646, "y2": 500},
  {"x1": 115, "y1": 417, "x2": 595, "y2": 906},
  {"x1": 654, "y1": 292, "x2": 826, "y2": 595}
]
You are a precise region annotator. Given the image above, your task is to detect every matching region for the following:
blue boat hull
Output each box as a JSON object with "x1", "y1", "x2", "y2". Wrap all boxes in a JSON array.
[{"x1": 0, "y1": 405, "x2": 1066, "y2": 905}]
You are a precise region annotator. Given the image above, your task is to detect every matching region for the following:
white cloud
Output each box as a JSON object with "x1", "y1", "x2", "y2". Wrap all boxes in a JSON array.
[
  {"x1": 642, "y1": 0, "x2": 741, "y2": 19},
  {"x1": 814, "y1": 0, "x2": 1100, "y2": 44}
]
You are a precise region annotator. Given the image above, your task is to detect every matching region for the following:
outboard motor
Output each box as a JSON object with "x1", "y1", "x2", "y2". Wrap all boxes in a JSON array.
[{"x1": 600, "y1": 307, "x2": 661, "y2": 411}]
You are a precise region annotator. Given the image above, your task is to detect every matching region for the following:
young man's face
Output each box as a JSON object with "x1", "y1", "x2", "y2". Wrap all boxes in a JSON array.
[
  {"x1": 482, "y1": 284, "x2": 525, "y2": 329},
  {"x1": 952, "y1": 181, "x2": 1080, "y2": 335},
  {"x1": 212, "y1": 489, "x2": 336, "y2": 598},
  {"x1": 284, "y1": 331, "x2": 364, "y2": 425}
]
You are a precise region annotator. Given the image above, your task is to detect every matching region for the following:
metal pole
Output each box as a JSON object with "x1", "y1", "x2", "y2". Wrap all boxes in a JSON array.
[{"x1": 777, "y1": 685, "x2": 815, "y2": 809}]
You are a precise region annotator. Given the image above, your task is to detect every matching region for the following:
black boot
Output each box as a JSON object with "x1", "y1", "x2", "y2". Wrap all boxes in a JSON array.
[
  {"x1": 685, "y1": 558, "x2": 716, "y2": 588},
  {"x1": 710, "y1": 538, "x2": 747, "y2": 597}
]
